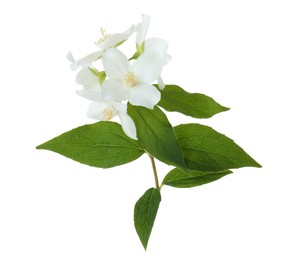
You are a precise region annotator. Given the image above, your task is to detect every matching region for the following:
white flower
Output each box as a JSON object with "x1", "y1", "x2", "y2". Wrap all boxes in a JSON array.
[
  {"x1": 101, "y1": 48, "x2": 164, "y2": 109},
  {"x1": 74, "y1": 67, "x2": 137, "y2": 139},
  {"x1": 87, "y1": 101, "x2": 137, "y2": 140},
  {"x1": 67, "y1": 25, "x2": 136, "y2": 71},
  {"x1": 136, "y1": 14, "x2": 150, "y2": 48}
]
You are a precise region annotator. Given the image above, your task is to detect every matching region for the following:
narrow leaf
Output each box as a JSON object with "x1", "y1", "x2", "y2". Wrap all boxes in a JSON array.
[
  {"x1": 128, "y1": 104, "x2": 186, "y2": 169},
  {"x1": 134, "y1": 188, "x2": 161, "y2": 250},
  {"x1": 157, "y1": 84, "x2": 229, "y2": 118},
  {"x1": 175, "y1": 123, "x2": 261, "y2": 172},
  {"x1": 162, "y1": 168, "x2": 232, "y2": 188},
  {"x1": 37, "y1": 122, "x2": 144, "y2": 168}
]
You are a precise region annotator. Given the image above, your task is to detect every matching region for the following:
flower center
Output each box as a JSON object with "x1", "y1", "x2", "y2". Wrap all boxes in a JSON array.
[
  {"x1": 102, "y1": 105, "x2": 117, "y2": 121},
  {"x1": 124, "y1": 72, "x2": 138, "y2": 88},
  {"x1": 95, "y1": 28, "x2": 110, "y2": 48}
]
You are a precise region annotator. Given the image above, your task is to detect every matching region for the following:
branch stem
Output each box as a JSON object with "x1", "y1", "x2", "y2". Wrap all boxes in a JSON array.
[{"x1": 149, "y1": 155, "x2": 160, "y2": 190}]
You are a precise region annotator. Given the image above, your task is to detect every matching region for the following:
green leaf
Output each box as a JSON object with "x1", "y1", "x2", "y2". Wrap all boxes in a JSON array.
[
  {"x1": 156, "y1": 84, "x2": 229, "y2": 118},
  {"x1": 134, "y1": 188, "x2": 161, "y2": 250},
  {"x1": 128, "y1": 104, "x2": 186, "y2": 169},
  {"x1": 36, "y1": 122, "x2": 144, "y2": 168},
  {"x1": 174, "y1": 123, "x2": 262, "y2": 172},
  {"x1": 162, "y1": 168, "x2": 232, "y2": 188}
]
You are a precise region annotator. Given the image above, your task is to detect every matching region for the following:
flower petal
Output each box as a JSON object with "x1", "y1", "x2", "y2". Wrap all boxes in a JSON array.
[
  {"x1": 75, "y1": 67, "x2": 101, "y2": 91},
  {"x1": 157, "y1": 76, "x2": 165, "y2": 90},
  {"x1": 132, "y1": 52, "x2": 164, "y2": 83},
  {"x1": 144, "y1": 38, "x2": 168, "y2": 55},
  {"x1": 118, "y1": 113, "x2": 137, "y2": 140},
  {"x1": 103, "y1": 34, "x2": 127, "y2": 49},
  {"x1": 144, "y1": 38, "x2": 171, "y2": 65},
  {"x1": 136, "y1": 14, "x2": 150, "y2": 47},
  {"x1": 76, "y1": 90, "x2": 102, "y2": 102},
  {"x1": 129, "y1": 84, "x2": 161, "y2": 109},
  {"x1": 102, "y1": 80, "x2": 129, "y2": 101},
  {"x1": 66, "y1": 52, "x2": 78, "y2": 70},
  {"x1": 122, "y1": 24, "x2": 136, "y2": 38},
  {"x1": 87, "y1": 102, "x2": 108, "y2": 120},
  {"x1": 102, "y1": 48, "x2": 130, "y2": 79},
  {"x1": 67, "y1": 51, "x2": 102, "y2": 70},
  {"x1": 164, "y1": 54, "x2": 172, "y2": 65},
  {"x1": 103, "y1": 25, "x2": 136, "y2": 49},
  {"x1": 111, "y1": 101, "x2": 127, "y2": 114},
  {"x1": 78, "y1": 51, "x2": 102, "y2": 66},
  {"x1": 68, "y1": 51, "x2": 102, "y2": 70}
]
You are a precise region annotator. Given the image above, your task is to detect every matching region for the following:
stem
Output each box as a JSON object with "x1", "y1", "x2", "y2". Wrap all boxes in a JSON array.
[{"x1": 149, "y1": 155, "x2": 160, "y2": 190}]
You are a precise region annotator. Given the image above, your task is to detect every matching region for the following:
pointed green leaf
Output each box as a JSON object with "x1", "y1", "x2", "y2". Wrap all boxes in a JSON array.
[
  {"x1": 156, "y1": 84, "x2": 229, "y2": 118},
  {"x1": 128, "y1": 104, "x2": 186, "y2": 169},
  {"x1": 37, "y1": 122, "x2": 144, "y2": 168},
  {"x1": 174, "y1": 123, "x2": 261, "y2": 172},
  {"x1": 134, "y1": 188, "x2": 161, "y2": 250},
  {"x1": 162, "y1": 168, "x2": 232, "y2": 188}
]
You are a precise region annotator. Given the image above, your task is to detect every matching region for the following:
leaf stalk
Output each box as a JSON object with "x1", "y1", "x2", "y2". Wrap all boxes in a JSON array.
[{"x1": 149, "y1": 155, "x2": 160, "y2": 190}]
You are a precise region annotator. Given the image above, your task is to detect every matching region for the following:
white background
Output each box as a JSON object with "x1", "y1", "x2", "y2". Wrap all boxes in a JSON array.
[{"x1": 1, "y1": 0, "x2": 294, "y2": 259}]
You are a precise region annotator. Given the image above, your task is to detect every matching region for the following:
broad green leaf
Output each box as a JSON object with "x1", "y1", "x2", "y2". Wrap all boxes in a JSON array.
[
  {"x1": 37, "y1": 122, "x2": 144, "y2": 168},
  {"x1": 175, "y1": 123, "x2": 261, "y2": 172},
  {"x1": 156, "y1": 84, "x2": 229, "y2": 118},
  {"x1": 134, "y1": 188, "x2": 161, "y2": 250},
  {"x1": 128, "y1": 104, "x2": 186, "y2": 169},
  {"x1": 162, "y1": 168, "x2": 232, "y2": 188}
]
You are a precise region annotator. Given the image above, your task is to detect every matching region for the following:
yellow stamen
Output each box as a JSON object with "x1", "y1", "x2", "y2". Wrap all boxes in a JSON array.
[
  {"x1": 102, "y1": 105, "x2": 117, "y2": 121},
  {"x1": 124, "y1": 72, "x2": 138, "y2": 88},
  {"x1": 95, "y1": 27, "x2": 110, "y2": 47}
]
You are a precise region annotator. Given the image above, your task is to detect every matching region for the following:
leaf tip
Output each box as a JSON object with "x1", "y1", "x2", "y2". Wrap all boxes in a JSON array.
[
  {"x1": 248, "y1": 156, "x2": 262, "y2": 168},
  {"x1": 36, "y1": 144, "x2": 44, "y2": 150},
  {"x1": 142, "y1": 242, "x2": 148, "y2": 251},
  {"x1": 255, "y1": 162, "x2": 262, "y2": 168},
  {"x1": 222, "y1": 106, "x2": 230, "y2": 112}
]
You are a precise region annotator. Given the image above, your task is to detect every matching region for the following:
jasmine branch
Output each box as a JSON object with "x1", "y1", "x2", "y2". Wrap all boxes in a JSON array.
[{"x1": 149, "y1": 155, "x2": 160, "y2": 190}]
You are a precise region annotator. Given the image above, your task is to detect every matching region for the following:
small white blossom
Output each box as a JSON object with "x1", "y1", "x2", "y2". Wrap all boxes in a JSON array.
[
  {"x1": 101, "y1": 48, "x2": 164, "y2": 109},
  {"x1": 75, "y1": 67, "x2": 137, "y2": 139},
  {"x1": 68, "y1": 15, "x2": 171, "y2": 139},
  {"x1": 88, "y1": 101, "x2": 137, "y2": 140},
  {"x1": 67, "y1": 24, "x2": 136, "y2": 71}
]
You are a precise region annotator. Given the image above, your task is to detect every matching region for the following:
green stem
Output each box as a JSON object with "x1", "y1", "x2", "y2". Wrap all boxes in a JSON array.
[{"x1": 149, "y1": 155, "x2": 160, "y2": 190}]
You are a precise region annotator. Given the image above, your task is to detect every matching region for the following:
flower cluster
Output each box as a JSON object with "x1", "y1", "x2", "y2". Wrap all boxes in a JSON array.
[{"x1": 67, "y1": 15, "x2": 171, "y2": 140}]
